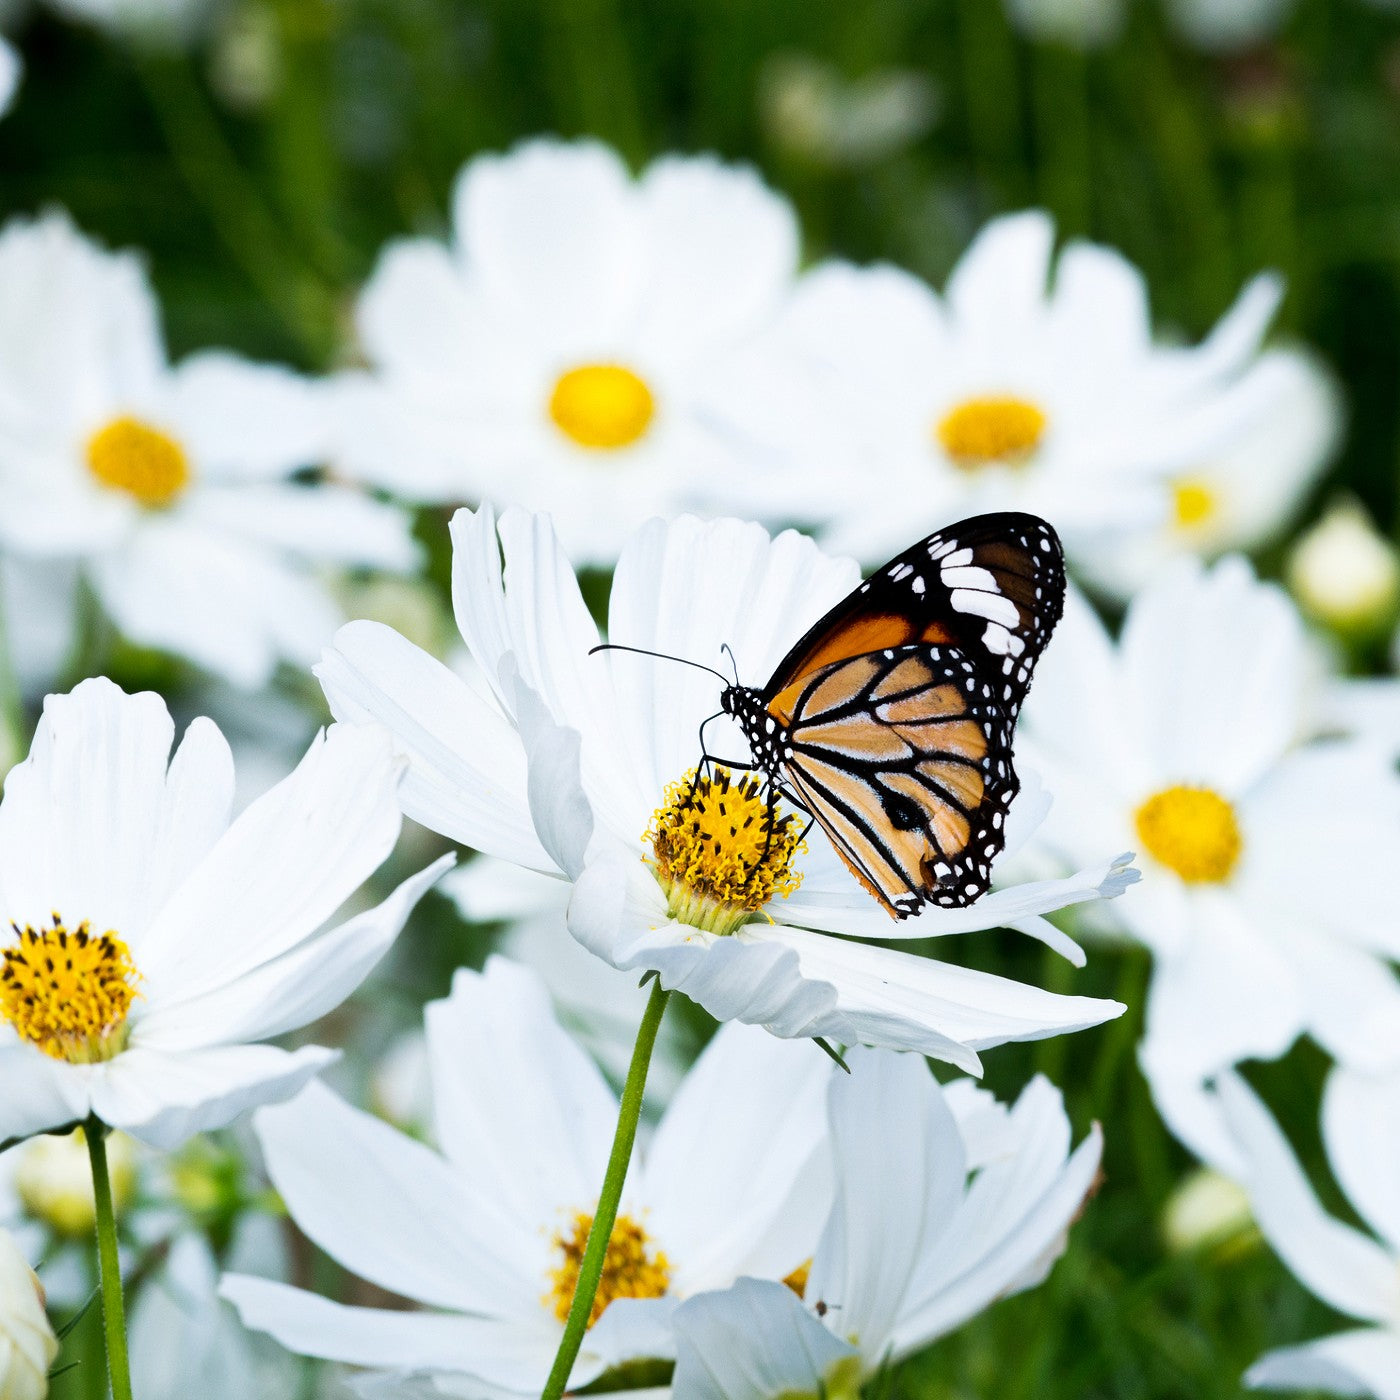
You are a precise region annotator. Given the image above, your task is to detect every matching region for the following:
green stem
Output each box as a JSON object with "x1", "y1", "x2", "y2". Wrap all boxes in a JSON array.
[
  {"x1": 86, "y1": 1118, "x2": 134, "y2": 1400},
  {"x1": 540, "y1": 979, "x2": 671, "y2": 1400}
]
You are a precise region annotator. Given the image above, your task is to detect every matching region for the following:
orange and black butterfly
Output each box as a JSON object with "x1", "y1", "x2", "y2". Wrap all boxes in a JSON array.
[{"x1": 715, "y1": 512, "x2": 1065, "y2": 918}]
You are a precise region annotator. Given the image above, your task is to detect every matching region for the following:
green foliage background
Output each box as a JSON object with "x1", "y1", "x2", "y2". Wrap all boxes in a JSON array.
[{"x1": 9, "y1": 1, "x2": 1397, "y2": 1395}]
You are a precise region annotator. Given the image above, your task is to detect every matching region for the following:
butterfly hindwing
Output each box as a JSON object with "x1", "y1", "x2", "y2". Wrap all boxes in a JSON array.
[
  {"x1": 766, "y1": 512, "x2": 1064, "y2": 720},
  {"x1": 773, "y1": 642, "x2": 1018, "y2": 916}
]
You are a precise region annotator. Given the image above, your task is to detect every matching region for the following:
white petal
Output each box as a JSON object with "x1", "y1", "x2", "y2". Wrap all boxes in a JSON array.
[
  {"x1": 944, "y1": 211, "x2": 1055, "y2": 338},
  {"x1": 252, "y1": 1079, "x2": 536, "y2": 1316},
  {"x1": 1246, "y1": 1330, "x2": 1400, "y2": 1399},
  {"x1": 1217, "y1": 1071, "x2": 1400, "y2": 1324},
  {"x1": 1324, "y1": 1065, "x2": 1400, "y2": 1256},
  {"x1": 316, "y1": 619, "x2": 552, "y2": 871},
  {"x1": 0, "y1": 1045, "x2": 89, "y2": 1147},
  {"x1": 88, "y1": 1042, "x2": 334, "y2": 1149},
  {"x1": 671, "y1": 1278, "x2": 857, "y2": 1400}
]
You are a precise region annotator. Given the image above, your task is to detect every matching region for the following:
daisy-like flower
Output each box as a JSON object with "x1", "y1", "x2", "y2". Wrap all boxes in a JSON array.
[
  {"x1": 0, "y1": 211, "x2": 418, "y2": 691},
  {"x1": 0, "y1": 1225, "x2": 54, "y2": 1400},
  {"x1": 221, "y1": 956, "x2": 834, "y2": 1396},
  {"x1": 319, "y1": 505, "x2": 1133, "y2": 1070},
  {"x1": 754, "y1": 213, "x2": 1292, "y2": 582},
  {"x1": 0, "y1": 677, "x2": 451, "y2": 1151},
  {"x1": 1216, "y1": 1067, "x2": 1400, "y2": 1399},
  {"x1": 331, "y1": 138, "x2": 803, "y2": 564},
  {"x1": 1018, "y1": 558, "x2": 1400, "y2": 1161},
  {"x1": 670, "y1": 1050, "x2": 1103, "y2": 1399}
]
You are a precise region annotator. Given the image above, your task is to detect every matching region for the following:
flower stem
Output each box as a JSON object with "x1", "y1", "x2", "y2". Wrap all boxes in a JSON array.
[
  {"x1": 85, "y1": 1117, "x2": 134, "y2": 1400},
  {"x1": 541, "y1": 978, "x2": 670, "y2": 1400}
]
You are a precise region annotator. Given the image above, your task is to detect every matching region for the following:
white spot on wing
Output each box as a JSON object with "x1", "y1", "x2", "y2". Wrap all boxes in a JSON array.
[{"x1": 951, "y1": 588, "x2": 1020, "y2": 626}]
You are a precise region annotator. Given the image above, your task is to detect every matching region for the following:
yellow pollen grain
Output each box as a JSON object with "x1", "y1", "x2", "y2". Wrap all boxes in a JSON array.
[
  {"x1": 0, "y1": 915, "x2": 141, "y2": 1063},
  {"x1": 1173, "y1": 477, "x2": 1217, "y2": 529},
  {"x1": 548, "y1": 363, "x2": 656, "y2": 450},
  {"x1": 1134, "y1": 785, "x2": 1242, "y2": 884},
  {"x1": 547, "y1": 1211, "x2": 671, "y2": 1328},
  {"x1": 937, "y1": 395, "x2": 1047, "y2": 469},
  {"x1": 86, "y1": 416, "x2": 191, "y2": 507},
  {"x1": 646, "y1": 766, "x2": 805, "y2": 936}
]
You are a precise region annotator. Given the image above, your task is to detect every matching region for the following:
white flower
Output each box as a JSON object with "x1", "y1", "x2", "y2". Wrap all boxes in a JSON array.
[
  {"x1": 1287, "y1": 499, "x2": 1400, "y2": 636},
  {"x1": 0, "y1": 39, "x2": 20, "y2": 119},
  {"x1": 0, "y1": 677, "x2": 451, "y2": 1151},
  {"x1": 331, "y1": 138, "x2": 804, "y2": 565},
  {"x1": 1216, "y1": 1068, "x2": 1400, "y2": 1399},
  {"x1": 1003, "y1": 0, "x2": 1126, "y2": 48},
  {"x1": 43, "y1": 0, "x2": 212, "y2": 41},
  {"x1": 669, "y1": 1051, "x2": 1103, "y2": 1399},
  {"x1": 319, "y1": 505, "x2": 1132, "y2": 1070},
  {"x1": 0, "y1": 1227, "x2": 54, "y2": 1400},
  {"x1": 221, "y1": 955, "x2": 834, "y2": 1396},
  {"x1": 749, "y1": 213, "x2": 1290, "y2": 583},
  {"x1": 0, "y1": 210, "x2": 419, "y2": 690},
  {"x1": 1019, "y1": 558, "x2": 1400, "y2": 1162},
  {"x1": 1166, "y1": 0, "x2": 1298, "y2": 52}
]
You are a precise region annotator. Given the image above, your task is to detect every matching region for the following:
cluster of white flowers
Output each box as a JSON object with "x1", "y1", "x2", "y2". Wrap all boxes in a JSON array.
[{"x1": 0, "y1": 128, "x2": 1394, "y2": 1400}]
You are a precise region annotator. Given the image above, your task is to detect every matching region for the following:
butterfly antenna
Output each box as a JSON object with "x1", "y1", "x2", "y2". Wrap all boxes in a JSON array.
[
  {"x1": 588, "y1": 642, "x2": 731, "y2": 686},
  {"x1": 719, "y1": 642, "x2": 741, "y2": 686}
]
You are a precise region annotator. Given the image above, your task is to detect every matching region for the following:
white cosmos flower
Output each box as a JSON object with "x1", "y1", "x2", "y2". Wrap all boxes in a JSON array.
[
  {"x1": 221, "y1": 955, "x2": 834, "y2": 1396},
  {"x1": 751, "y1": 213, "x2": 1289, "y2": 581},
  {"x1": 1019, "y1": 558, "x2": 1400, "y2": 1163},
  {"x1": 331, "y1": 137, "x2": 803, "y2": 565},
  {"x1": 0, "y1": 210, "x2": 418, "y2": 690},
  {"x1": 670, "y1": 1051, "x2": 1102, "y2": 1399},
  {"x1": 318, "y1": 505, "x2": 1133, "y2": 1071},
  {"x1": 1216, "y1": 1068, "x2": 1400, "y2": 1399},
  {"x1": 0, "y1": 677, "x2": 451, "y2": 1151},
  {"x1": 0, "y1": 1226, "x2": 54, "y2": 1400}
]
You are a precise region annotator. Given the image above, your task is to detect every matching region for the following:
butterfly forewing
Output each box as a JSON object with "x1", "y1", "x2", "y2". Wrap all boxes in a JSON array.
[{"x1": 773, "y1": 643, "x2": 1017, "y2": 915}]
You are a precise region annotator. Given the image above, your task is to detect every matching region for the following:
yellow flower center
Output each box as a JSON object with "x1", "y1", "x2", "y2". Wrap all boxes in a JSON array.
[
  {"x1": 548, "y1": 364, "x2": 656, "y2": 450},
  {"x1": 646, "y1": 767, "x2": 805, "y2": 936},
  {"x1": 0, "y1": 916, "x2": 142, "y2": 1063},
  {"x1": 936, "y1": 395, "x2": 1047, "y2": 470},
  {"x1": 1134, "y1": 785, "x2": 1242, "y2": 884},
  {"x1": 15, "y1": 1128, "x2": 138, "y2": 1236},
  {"x1": 1173, "y1": 477, "x2": 1218, "y2": 530},
  {"x1": 86, "y1": 416, "x2": 191, "y2": 507},
  {"x1": 547, "y1": 1211, "x2": 671, "y2": 1327}
]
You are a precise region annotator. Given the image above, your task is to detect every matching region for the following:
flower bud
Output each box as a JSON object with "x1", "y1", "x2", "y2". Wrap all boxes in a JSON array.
[
  {"x1": 0, "y1": 1228, "x2": 56, "y2": 1400},
  {"x1": 15, "y1": 1130, "x2": 138, "y2": 1239},
  {"x1": 1162, "y1": 1167, "x2": 1255, "y2": 1254},
  {"x1": 1288, "y1": 500, "x2": 1400, "y2": 638}
]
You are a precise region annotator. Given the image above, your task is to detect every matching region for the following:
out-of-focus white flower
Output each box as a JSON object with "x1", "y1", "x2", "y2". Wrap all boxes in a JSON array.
[
  {"x1": 0, "y1": 211, "x2": 419, "y2": 690},
  {"x1": 759, "y1": 53, "x2": 937, "y2": 167},
  {"x1": 1004, "y1": 0, "x2": 1126, "y2": 48},
  {"x1": 1216, "y1": 1068, "x2": 1400, "y2": 1398},
  {"x1": 331, "y1": 138, "x2": 806, "y2": 565},
  {"x1": 0, "y1": 1226, "x2": 54, "y2": 1400},
  {"x1": 751, "y1": 213, "x2": 1290, "y2": 581},
  {"x1": 670, "y1": 1053, "x2": 1102, "y2": 1399},
  {"x1": 367, "y1": 1027, "x2": 431, "y2": 1132},
  {"x1": 0, "y1": 677, "x2": 450, "y2": 1151},
  {"x1": 12, "y1": 1127, "x2": 138, "y2": 1238},
  {"x1": 1162, "y1": 1166, "x2": 1255, "y2": 1253},
  {"x1": 1020, "y1": 559, "x2": 1400, "y2": 1166},
  {"x1": 43, "y1": 0, "x2": 211, "y2": 41},
  {"x1": 1084, "y1": 349, "x2": 1340, "y2": 598},
  {"x1": 0, "y1": 38, "x2": 20, "y2": 118},
  {"x1": 1287, "y1": 499, "x2": 1400, "y2": 638},
  {"x1": 223, "y1": 956, "x2": 834, "y2": 1396},
  {"x1": 319, "y1": 506, "x2": 1134, "y2": 1070},
  {"x1": 1166, "y1": 0, "x2": 1298, "y2": 52}
]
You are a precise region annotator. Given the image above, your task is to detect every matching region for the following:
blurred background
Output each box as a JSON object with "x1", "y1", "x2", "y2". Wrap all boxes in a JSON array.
[{"x1": 5, "y1": 1, "x2": 1399, "y2": 1396}]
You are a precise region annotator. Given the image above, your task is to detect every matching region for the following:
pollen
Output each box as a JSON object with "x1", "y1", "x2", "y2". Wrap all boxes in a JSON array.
[
  {"x1": 1173, "y1": 477, "x2": 1217, "y2": 529},
  {"x1": 1134, "y1": 785, "x2": 1242, "y2": 884},
  {"x1": 548, "y1": 363, "x2": 656, "y2": 450},
  {"x1": 547, "y1": 1211, "x2": 671, "y2": 1328},
  {"x1": 86, "y1": 416, "x2": 191, "y2": 507},
  {"x1": 646, "y1": 767, "x2": 805, "y2": 936},
  {"x1": 0, "y1": 915, "x2": 141, "y2": 1063},
  {"x1": 937, "y1": 395, "x2": 1047, "y2": 469}
]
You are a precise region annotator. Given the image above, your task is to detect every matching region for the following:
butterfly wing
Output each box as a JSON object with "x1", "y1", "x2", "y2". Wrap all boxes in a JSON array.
[
  {"x1": 766, "y1": 512, "x2": 1065, "y2": 721},
  {"x1": 773, "y1": 643, "x2": 1016, "y2": 917}
]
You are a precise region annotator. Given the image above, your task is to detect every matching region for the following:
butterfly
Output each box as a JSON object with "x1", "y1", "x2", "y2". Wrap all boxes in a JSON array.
[{"x1": 716, "y1": 512, "x2": 1065, "y2": 918}]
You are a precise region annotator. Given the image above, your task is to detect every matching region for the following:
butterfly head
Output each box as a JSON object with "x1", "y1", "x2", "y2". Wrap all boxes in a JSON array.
[{"x1": 720, "y1": 684, "x2": 790, "y2": 780}]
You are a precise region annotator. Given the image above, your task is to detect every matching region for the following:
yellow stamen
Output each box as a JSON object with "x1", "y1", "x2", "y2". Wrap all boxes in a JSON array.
[
  {"x1": 547, "y1": 1211, "x2": 671, "y2": 1327},
  {"x1": 646, "y1": 767, "x2": 805, "y2": 936},
  {"x1": 548, "y1": 364, "x2": 656, "y2": 450},
  {"x1": 936, "y1": 395, "x2": 1047, "y2": 470},
  {"x1": 783, "y1": 1259, "x2": 811, "y2": 1298},
  {"x1": 1134, "y1": 785, "x2": 1242, "y2": 884},
  {"x1": 1173, "y1": 477, "x2": 1217, "y2": 530},
  {"x1": 0, "y1": 915, "x2": 141, "y2": 1063},
  {"x1": 86, "y1": 416, "x2": 191, "y2": 507}
]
